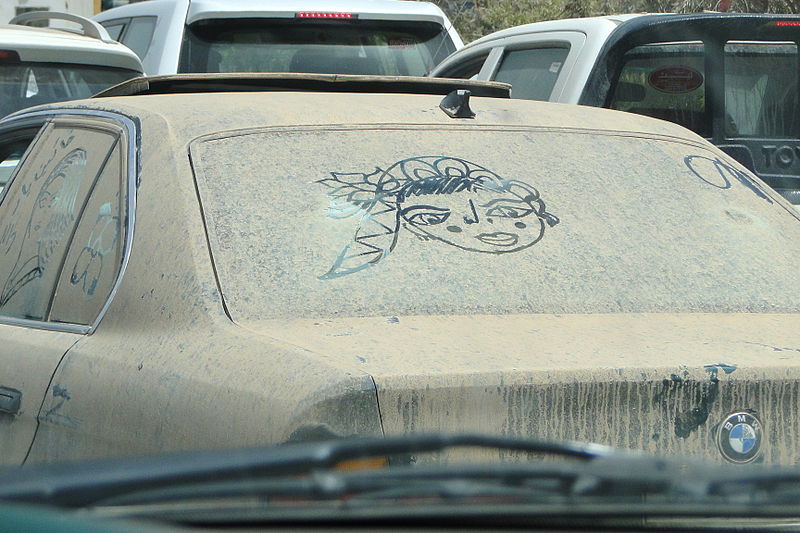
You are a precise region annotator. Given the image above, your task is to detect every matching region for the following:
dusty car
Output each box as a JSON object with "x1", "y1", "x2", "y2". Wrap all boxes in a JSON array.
[
  {"x1": 93, "y1": 0, "x2": 462, "y2": 76},
  {"x1": 430, "y1": 13, "x2": 800, "y2": 205},
  {"x1": 0, "y1": 74, "x2": 799, "y2": 468}
]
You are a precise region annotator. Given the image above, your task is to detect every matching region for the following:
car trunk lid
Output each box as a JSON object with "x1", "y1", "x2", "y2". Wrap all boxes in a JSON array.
[{"x1": 247, "y1": 313, "x2": 800, "y2": 465}]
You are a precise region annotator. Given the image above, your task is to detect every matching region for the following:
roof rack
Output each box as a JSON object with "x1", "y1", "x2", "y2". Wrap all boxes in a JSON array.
[
  {"x1": 93, "y1": 73, "x2": 512, "y2": 99},
  {"x1": 9, "y1": 11, "x2": 115, "y2": 43}
]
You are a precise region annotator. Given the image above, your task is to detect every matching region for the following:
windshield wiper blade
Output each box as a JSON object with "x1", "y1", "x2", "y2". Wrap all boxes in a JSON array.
[
  {"x1": 0, "y1": 434, "x2": 612, "y2": 508},
  {"x1": 90, "y1": 458, "x2": 800, "y2": 524}
]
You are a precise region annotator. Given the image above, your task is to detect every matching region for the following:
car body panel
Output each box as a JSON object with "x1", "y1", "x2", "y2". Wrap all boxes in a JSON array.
[
  {"x1": 250, "y1": 313, "x2": 800, "y2": 464},
  {"x1": 0, "y1": 326, "x2": 79, "y2": 465}
]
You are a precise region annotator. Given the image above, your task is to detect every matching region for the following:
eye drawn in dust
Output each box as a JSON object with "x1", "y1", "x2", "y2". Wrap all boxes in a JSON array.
[
  {"x1": 315, "y1": 156, "x2": 559, "y2": 280},
  {"x1": 684, "y1": 154, "x2": 772, "y2": 203},
  {"x1": 71, "y1": 201, "x2": 120, "y2": 297},
  {"x1": 0, "y1": 148, "x2": 87, "y2": 307}
]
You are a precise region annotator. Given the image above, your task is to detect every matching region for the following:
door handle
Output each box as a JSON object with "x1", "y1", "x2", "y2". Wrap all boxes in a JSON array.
[{"x1": 0, "y1": 387, "x2": 21, "y2": 415}]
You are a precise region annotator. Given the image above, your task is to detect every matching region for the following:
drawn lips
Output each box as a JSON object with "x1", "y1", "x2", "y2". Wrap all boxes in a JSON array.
[{"x1": 475, "y1": 232, "x2": 518, "y2": 247}]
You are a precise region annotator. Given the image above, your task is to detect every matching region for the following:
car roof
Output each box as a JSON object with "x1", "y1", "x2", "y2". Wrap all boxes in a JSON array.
[
  {"x1": 23, "y1": 84, "x2": 707, "y2": 149},
  {"x1": 186, "y1": 0, "x2": 450, "y2": 19},
  {"x1": 95, "y1": 0, "x2": 452, "y2": 22},
  {"x1": 461, "y1": 12, "x2": 799, "y2": 49},
  {"x1": 464, "y1": 13, "x2": 646, "y2": 48},
  {"x1": 0, "y1": 23, "x2": 143, "y2": 72}
]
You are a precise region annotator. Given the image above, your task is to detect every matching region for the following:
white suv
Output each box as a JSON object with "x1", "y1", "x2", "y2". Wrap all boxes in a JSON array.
[
  {"x1": 1, "y1": 11, "x2": 143, "y2": 118},
  {"x1": 94, "y1": 0, "x2": 462, "y2": 76},
  {"x1": 0, "y1": 11, "x2": 143, "y2": 188}
]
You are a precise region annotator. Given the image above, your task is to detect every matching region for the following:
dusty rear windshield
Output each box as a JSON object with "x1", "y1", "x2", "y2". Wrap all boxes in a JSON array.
[
  {"x1": 179, "y1": 19, "x2": 455, "y2": 76},
  {"x1": 190, "y1": 126, "x2": 800, "y2": 320}
]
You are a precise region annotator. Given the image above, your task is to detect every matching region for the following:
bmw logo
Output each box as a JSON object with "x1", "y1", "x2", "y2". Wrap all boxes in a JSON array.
[{"x1": 716, "y1": 411, "x2": 763, "y2": 463}]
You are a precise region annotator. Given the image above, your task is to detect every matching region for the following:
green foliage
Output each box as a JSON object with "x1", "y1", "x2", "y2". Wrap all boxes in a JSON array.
[{"x1": 434, "y1": 0, "x2": 800, "y2": 42}]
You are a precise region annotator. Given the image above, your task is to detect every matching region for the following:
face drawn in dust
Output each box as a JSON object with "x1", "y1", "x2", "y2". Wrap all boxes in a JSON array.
[{"x1": 316, "y1": 156, "x2": 559, "y2": 280}]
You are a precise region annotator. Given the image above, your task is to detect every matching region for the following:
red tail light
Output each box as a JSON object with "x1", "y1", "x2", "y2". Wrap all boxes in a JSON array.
[
  {"x1": 775, "y1": 21, "x2": 800, "y2": 27},
  {"x1": 0, "y1": 50, "x2": 21, "y2": 63},
  {"x1": 296, "y1": 12, "x2": 356, "y2": 19}
]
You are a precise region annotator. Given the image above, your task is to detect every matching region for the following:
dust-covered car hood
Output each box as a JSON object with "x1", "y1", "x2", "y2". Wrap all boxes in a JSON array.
[{"x1": 247, "y1": 313, "x2": 800, "y2": 465}]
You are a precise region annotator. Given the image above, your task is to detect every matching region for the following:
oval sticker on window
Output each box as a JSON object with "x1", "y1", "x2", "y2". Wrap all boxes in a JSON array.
[{"x1": 648, "y1": 66, "x2": 703, "y2": 94}]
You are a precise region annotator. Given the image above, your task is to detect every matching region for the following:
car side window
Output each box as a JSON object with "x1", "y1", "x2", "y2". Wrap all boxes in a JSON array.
[
  {"x1": 0, "y1": 120, "x2": 121, "y2": 322},
  {"x1": 494, "y1": 46, "x2": 570, "y2": 101},
  {"x1": 121, "y1": 17, "x2": 157, "y2": 59},
  {"x1": 440, "y1": 52, "x2": 490, "y2": 80},
  {"x1": 50, "y1": 137, "x2": 126, "y2": 325},
  {"x1": 101, "y1": 18, "x2": 128, "y2": 42}
]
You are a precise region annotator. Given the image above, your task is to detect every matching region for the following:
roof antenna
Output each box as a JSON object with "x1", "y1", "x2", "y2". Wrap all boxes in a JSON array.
[{"x1": 439, "y1": 89, "x2": 475, "y2": 119}]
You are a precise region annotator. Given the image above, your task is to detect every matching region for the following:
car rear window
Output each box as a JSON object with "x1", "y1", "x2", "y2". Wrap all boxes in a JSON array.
[
  {"x1": 610, "y1": 40, "x2": 800, "y2": 140},
  {"x1": 179, "y1": 18, "x2": 456, "y2": 76},
  {"x1": 610, "y1": 42, "x2": 708, "y2": 136},
  {"x1": 724, "y1": 41, "x2": 798, "y2": 138},
  {"x1": 0, "y1": 63, "x2": 140, "y2": 117},
  {"x1": 191, "y1": 126, "x2": 800, "y2": 321}
]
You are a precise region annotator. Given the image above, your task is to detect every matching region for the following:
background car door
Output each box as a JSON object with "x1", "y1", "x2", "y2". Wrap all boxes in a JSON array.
[
  {"x1": 0, "y1": 116, "x2": 124, "y2": 465},
  {"x1": 433, "y1": 31, "x2": 585, "y2": 102}
]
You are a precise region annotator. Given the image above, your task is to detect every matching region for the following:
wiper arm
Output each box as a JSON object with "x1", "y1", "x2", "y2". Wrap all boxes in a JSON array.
[
  {"x1": 0, "y1": 433, "x2": 612, "y2": 508},
  {"x1": 93, "y1": 462, "x2": 585, "y2": 508}
]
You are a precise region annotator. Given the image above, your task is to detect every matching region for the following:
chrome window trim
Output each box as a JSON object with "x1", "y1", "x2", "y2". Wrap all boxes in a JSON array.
[
  {"x1": 0, "y1": 108, "x2": 139, "y2": 335},
  {"x1": 0, "y1": 316, "x2": 90, "y2": 335}
]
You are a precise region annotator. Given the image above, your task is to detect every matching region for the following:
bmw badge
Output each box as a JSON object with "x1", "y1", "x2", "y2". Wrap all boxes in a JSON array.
[{"x1": 716, "y1": 411, "x2": 763, "y2": 463}]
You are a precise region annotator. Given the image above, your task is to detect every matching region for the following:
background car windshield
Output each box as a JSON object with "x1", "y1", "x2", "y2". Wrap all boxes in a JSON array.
[
  {"x1": 191, "y1": 127, "x2": 800, "y2": 321},
  {"x1": 0, "y1": 63, "x2": 140, "y2": 117},
  {"x1": 724, "y1": 41, "x2": 798, "y2": 138},
  {"x1": 610, "y1": 41, "x2": 799, "y2": 139},
  {"x1": 179, "y1": 19, "x2": 456, "y2": 76}
]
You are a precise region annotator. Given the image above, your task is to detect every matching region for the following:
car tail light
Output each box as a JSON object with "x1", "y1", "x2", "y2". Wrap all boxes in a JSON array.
[
  {"x1": 774, "y1": 21, "x2": 800, "y2": 27},
  {"x1": 0, "y1": 50, "x2": 20, "y2": 63},
  {"x1": 295, "y1": 12, "x2": 357, "y2": 19}
]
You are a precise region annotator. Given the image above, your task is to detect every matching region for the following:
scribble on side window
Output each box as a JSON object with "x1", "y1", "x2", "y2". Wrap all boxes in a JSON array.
[
  {"x1": 1, "y1": 148, "x2": 87, "y2": 307},
  {"x1": 315, "y1": 156, "x2": 559, "y2": 280},
  {"x1": 71, "y1": 202, "x2": 120, "y2": 297}
]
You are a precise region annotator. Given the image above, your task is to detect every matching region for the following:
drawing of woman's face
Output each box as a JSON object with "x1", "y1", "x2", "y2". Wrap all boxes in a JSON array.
[
  {"x1": 316, "y1": 156, "x2": 558, "y2": 279},
  {"x1": 399, "y1": 180, "x2": 551, "y2": 253}
]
